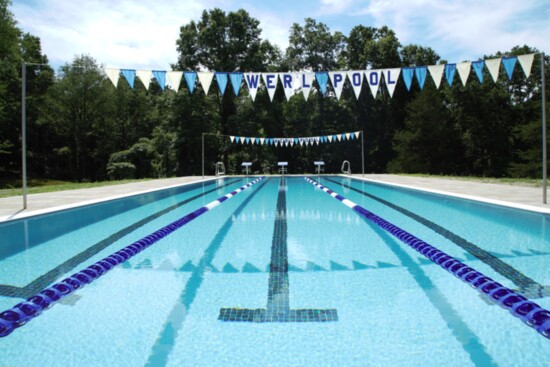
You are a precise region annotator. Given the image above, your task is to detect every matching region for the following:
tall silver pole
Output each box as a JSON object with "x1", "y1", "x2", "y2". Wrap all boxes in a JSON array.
[
  {"x1": 542, "y1": 52, "x2": 547, "y2": 204},
  {"x1": 202, "y1": 133, "x2": 205, "y2": 179},
  {"x1": 361, "y1": 130, "x2": 365, "y2": 177},
  {"x1": 22, "y1": 62, "x2": 27, "y2": 209}
]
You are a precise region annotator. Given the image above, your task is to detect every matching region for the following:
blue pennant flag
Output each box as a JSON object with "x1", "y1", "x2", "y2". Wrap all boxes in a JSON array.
[
  {"x1": 294, "y1": 138, "x2": 299, "y2": 144},
  {"x1": 121, "y1": 69, "x2": 136, "y2": 89},
  {"x1": 316, "y1": 72, "x2": 329, "y2": 95},
  {"x1": 255, "y1": 137, "x2": 260, "y2": 144},
  {"x1": 350, "y1": 133, "x2": 355, "y2": 140},
  {"x1": 502, "y1": 57, "x2": 517, "y2": 80},
  {"x1": 245, "y1": 137, "x2": 251, "y2": 144},
  {"x1": 215, "y1": 72, "x2": 228, "y2": 95},
  {"x1": 230, "y1": 72, "x2": 243, "y2": 96},
  {"x1": 152, "y1": 70, "x2": 166, "y2": 91},
  {"x1": 402, "y1": 67, "x2": 414, "y2": 91},
  {"x1": 415, "y1": 66, "x2": 427, "y2": 90},
  {"x1": 445, "y1": 64, "x2": 456, "y2": 87},
  {"x1": 269, "y1": 138, "x2": 274, "y2": 145},
  {"x1": 472, "y1": 61, "x2": 484, "y2": 83},
  {"x1": 333, "y1": 135, "x2": 337, "y2": 141},
  {"x1": 184, "y1": 72, "x2": 197, "y2": 94},
  {"x1": 235, "y1": 136, "x2": 240, "y2": 143}
]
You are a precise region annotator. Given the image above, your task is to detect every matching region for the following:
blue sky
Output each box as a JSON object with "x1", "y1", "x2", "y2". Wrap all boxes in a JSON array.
[{"x1": 12, "y1": 0, "x2": 550, "y2": 71}]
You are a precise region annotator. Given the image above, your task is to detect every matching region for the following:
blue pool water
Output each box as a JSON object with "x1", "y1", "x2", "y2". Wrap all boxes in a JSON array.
[{"x1": 0, "y1": 176, "x2": 549, "y2": 366}]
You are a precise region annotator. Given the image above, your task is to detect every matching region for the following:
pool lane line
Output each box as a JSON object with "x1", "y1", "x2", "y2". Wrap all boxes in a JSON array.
[
  {"x1": 145, "y1": 177, "x2": 271, "y2": 367},
  {"x1": 0, "y1": 177, "x2": 265, "y2": 338},
  {"x1": 304, "y1": 177, "x2": 550, "y2": 340},
  {"x1": 324, "y1": 177, "x2": 545, "y2": 298},
  {"x1": 218, "y1": 176, "x2": 338, "y2": 323},
  {"x1": 0, "y1": 178, "x2": 244, "y2": 299}
]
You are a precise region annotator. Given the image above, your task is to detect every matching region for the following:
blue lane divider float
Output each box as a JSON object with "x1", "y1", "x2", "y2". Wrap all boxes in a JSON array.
[
  {"x1": 0, "y1": 177, "x2": 265, "y2": 338},
  {"x1": 303, "y1": 177, "x2": 550, "y2": 340}
]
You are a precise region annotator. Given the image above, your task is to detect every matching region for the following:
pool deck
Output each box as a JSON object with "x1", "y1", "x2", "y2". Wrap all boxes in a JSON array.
[{"x1": 0, "y1": 174, "x2": 549, "y2": 222}]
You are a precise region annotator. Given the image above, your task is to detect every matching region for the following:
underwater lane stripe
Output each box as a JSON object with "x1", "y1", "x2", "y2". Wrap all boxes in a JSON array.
[
  {"x1": 0, "y1": 178, "x2": 243, "y2": 299},
  {"x1": 304, "y1": 177, "x2": 550, "y2": 340},
  {"x1": 0, "y1": 177, "x2": 265, "y2": 338},
  {"x1": 325, "y1": 177, "x2": 543, "y2": 296}
]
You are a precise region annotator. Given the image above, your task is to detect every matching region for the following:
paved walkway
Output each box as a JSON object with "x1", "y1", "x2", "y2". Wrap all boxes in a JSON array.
[{"x1": 1, "y1": 174, "x2": 548, "y2": 222}]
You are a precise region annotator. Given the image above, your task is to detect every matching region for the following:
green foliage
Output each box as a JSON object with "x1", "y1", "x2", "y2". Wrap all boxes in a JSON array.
[{"x1": 106, "y1": 162, "x2": 136, "y2": 180}]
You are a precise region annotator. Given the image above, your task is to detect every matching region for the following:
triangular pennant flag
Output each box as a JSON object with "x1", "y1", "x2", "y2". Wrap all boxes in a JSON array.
[
  {"x1": 121, "y1": 69, "x2": 136, "y2": 89},
  {"x1": 347, "y1": 71, "x2": 364, "y2": 99},
  {"x1": 354, "y1": 131, "x2": 360, "y2": 139},
  {"x1": 184, "y1": 72, "x2": 197, "y2": 94},
  {"x1": 415, "y1": 66, "x2": 427, "y2": 90},
  {"x1": 290, "y1": 139, "x2": 294, "y2": 146},
  {"x1": 152, "y1": 70, "x2": 166, "y2": 90},
  {"x1": 349, "y1": 133, "x2": 355, "y2": 140},
  {"x1": 402, "y1": 67, "x2": 414, "y2": 91},
  {"x1": 471, "y1": 61, "x2": 484, "y2": 83},
  {"x1": 136, "y1": 70, "x2": 152, "y2": 90},
  {"x1": 262, "y1": 73, "x2": 278, "y2": 101},
  {"x1": 230, "y1": 72, "x2": 243, "y2": 96},
  {"x1": 235, "y1": 136, "x2": 240, "y2": 143},
  {"x1": 245, "y1": 137, "x2": 250, "y2": 144},
  {"x1": 382, "y1": 68, "x2": 400, "y2": 97},
  {"x1": 517, "y1": 54, "x2": 535, "y2": 78},
  {"x1": 485, "y1": 58, "x2": 501, "y2": 82},
  {"x1": 427, "y1": 64, "x2": 444, "y2": 89},
  {"x1": 260, "y1": 137, "x2": 265, "y2": 145},
  {"x1": 166, "y1": 71, "x2": 183, "y2": 91},
  {"x1": 104, "y1": 68, "x2": 120, "y2": 87},
  {"x1": 337, "y1": 134, "x2": 342, "y2": 142},
  {"x1": 250, "y1": 137, "x2": 256, "y2": 145},
  {"x1": 502, "y1": 56, "x2": 517, "y2": 80},
  {"x1": 345, "y1": 133, "x2": 351, "y2": 140},
  {"x1": 215, "y1": 72, "x2": 228, "y2": 95},
  {"x1": 328, "y1": 135, "x2": 333, "y2": 142},
  {"x1": 456, "y1": 62, "x2": 471, "y2": 86},
  {"x1": 328, "y1": 71, "x2": 346, "y2": 100},
  {"x1": 299, "y1": 138, "x2": 304, "y2": 146},
  {"x1": 230, "y1": 136, "x2": 235, "y2": 143},
  {"x1": 294, "y1": 138, "x2": 299, "y2": 144},
  {"x1": 244, "y1": 73, "x2": 261, "y2": 101},
  {"x1": 279, "y1": 73, "x2": 295, "y2": 101},
  {"x1": 301, "y1": 72, "x2": 315, "y2": 101},
  {"x1": 269, "y1": 138, "x2": 273, "y2": 145},
  {"x1": 315, "y1": 137, "x2": 320, "y2": 145},
  {"x1": 316, "y1": 72, "x2": 329, "y2": 95},
  {"x1": 365, "y1": 69, "x2": 382, "y2": 97},
  {"x1": 197, "y1": 72, "x2": 214, "y2": 95},
  {"x1": 445, "y1": 64, "x2": 456, "y2": 87}
]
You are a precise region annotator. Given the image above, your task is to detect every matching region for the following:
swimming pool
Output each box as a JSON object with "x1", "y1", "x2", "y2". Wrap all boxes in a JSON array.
[{"x1": 0, "y1": 176, "x2": 549, "y2": 366}]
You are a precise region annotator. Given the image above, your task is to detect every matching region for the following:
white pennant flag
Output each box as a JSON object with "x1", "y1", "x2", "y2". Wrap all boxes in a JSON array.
[
  {"x1": 136, "y1": 70, "x2": 152, "y2": 90},
  {"x1": 315, "y1": 137, "x2": 320, "y2": 145},
  {"x1": 328, "y1": 71, "x2": 346, "y2": 100},
  {"x1": 279, "y1": 73, "x2": 295, "y2": 101},
  {"x1": 427, "y1": 65, "x2": 445, "y2": 89},
  {"x1": 354, "y1": 131, "x2": 360, "y2": 139},
  {"x1": 105, "y1": 68, "x2": 120, "y2": 87},
  {"x1": 365, "y1": 69, "x2": 382, "y2": 97},
  {"x1": 230, "y1": 136, "x2": 235, "y2": 143},
  {"x1": 262, "y1": 73, "x2": 279, "y2": 101},
  {"x1": 336, "y1": 134, "x2": 342, "y2": 142},
  {"x1": 260, "y1": 137, "x2": 265, "y2": 145},
  {"x1": 251, "y1": 137, "x2": 255, "y2": 145},
  {"x1": 328, "y1": 135, "x2": 333, "y2": 143},
  {"x1": 345, "y1": 133, "x2": 351, "y2": 140},
  {"x1": 518, "y1": 54, "x2": 535, "y2": 78},
  {"x1": 301, "y1": 72, "x2": 316, "y2": 101},
  {"x1": 197, "y1": 72, "x2": 214, "y2": 95},
  {"x1": 167, "y1": 71, "x2": 183, "y2": 91},
  {"x1": 485, "y1": 58, "x2": 501, "y2": 82},
  {"x1": 456, "y1": 62, "x2": 471, "y2": 86},
  {"x1": 299, "y1": 138, "x2": 304, "y2": 146},
  {"x1": 382, "y1": 68, "x2": 401, "y2": 97},
  {"x1": 347, "y1": 71, "x2": 364, "y2": 99},
  {"x1": 244, "y1": 73, "x2": 261, "y2": 101}
]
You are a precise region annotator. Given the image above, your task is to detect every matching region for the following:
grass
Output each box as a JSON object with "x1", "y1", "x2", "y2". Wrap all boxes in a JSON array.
[
  {"x1": 0, "y1": 178, "x2": 153, "y2": 199},
  {"x1": 400, "y1": 173, "x2": 542, "y2": 187}
]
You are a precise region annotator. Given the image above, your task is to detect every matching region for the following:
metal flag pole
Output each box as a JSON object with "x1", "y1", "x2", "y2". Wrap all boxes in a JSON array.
[
  {"x1": 21, "y1": 62, "x2": 27, "y2": 209},
  {"x1": 202, "y1": 133, "x2": 205, "y2": 179},
  {"x1": 542, "y1": 52, "x2": 547, "y2": 204}
]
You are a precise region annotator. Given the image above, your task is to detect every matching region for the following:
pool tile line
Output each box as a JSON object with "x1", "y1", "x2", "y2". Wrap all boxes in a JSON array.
[
  {"x1": 0, "y1": 177, "x2": 265, "y2": 338},
  {"x1": 304, "y1": 177, "x2": 550, "y2": 340},
  {"x1": 144, "y1": 178, "x2": 271, "y2": 366},
  {"x1": 218, "y1": 176, "x2": 338, "y2": 323},
  {"x1": 325, "y1": 177, "x2": 546, "y2": 299},
  {"x1": 0, "y1": 178, "x2": 243, "y2": 299}
]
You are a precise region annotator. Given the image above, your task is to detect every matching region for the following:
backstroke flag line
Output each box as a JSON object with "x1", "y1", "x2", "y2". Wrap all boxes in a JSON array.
[
  {"x1": 226, "y1": 131, "x2": 362, "y2": 147},
  {"x1": 104, "y1": 54, "x2": 536, "y2": 102}
]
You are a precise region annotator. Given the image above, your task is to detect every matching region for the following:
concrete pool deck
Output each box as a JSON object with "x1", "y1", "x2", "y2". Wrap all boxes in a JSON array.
[{"x1": 0, "y1": 174, "x2": 549, "y2": 222}]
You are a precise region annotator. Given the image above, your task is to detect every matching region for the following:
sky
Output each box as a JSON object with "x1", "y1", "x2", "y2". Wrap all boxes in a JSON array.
[{"x1": 11, "y1": 0, "x2": 550, "y2": 71}]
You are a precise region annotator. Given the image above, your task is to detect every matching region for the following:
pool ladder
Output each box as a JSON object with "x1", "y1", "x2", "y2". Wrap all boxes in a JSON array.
[
  {"x1": 215, "y1": 162, "x2": 226, "y2": 176},
  {"x1": 341, "y1": 160, "x2": 351, "y2": 174}
]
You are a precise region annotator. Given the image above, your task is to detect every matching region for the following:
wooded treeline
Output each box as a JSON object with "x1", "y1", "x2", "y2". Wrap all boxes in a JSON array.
[{"x1": 1, "y1": 1, "x2": 548, "y2": 183}]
